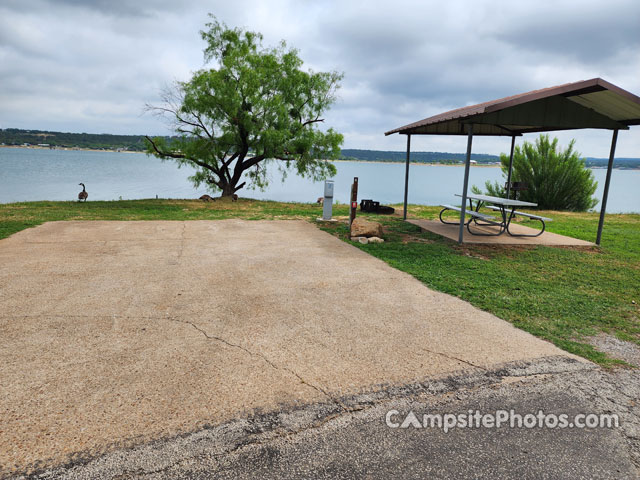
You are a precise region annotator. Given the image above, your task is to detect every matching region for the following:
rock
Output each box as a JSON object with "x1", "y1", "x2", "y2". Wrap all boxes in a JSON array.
[
  {"x1": 350, "y1": 218, "x2": 383, "y2": 238},
  {"x1": 368, "y1": 236, "x2": 384, "y2": 243}
]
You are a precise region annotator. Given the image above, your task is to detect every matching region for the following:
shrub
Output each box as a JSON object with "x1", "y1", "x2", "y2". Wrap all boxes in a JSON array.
[{"x1": 478, "y1": 134, "x2": 598, "y2": 211}]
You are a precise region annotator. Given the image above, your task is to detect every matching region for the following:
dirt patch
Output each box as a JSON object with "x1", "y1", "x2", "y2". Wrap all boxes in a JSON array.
[
  {"x1": 587, "y1": 333, "x2": 640, "y2": 367},
  {"x1": 394, "y1": 230, "x2": 434, "y2": 245},
  {"x1": 459, "y1": 248, "x2": 491, "y2": 261}
]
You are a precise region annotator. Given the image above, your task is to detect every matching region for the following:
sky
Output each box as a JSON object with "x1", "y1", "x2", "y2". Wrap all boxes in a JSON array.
[{"x1": 1, "y1": 0, "x2": 639, "y2": 157}]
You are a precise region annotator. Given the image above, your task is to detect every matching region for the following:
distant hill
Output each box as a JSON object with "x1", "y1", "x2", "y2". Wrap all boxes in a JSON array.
[
  {"x1": 0, "y1": 128, "x2": 153, "y2": 152},
  {"x1": 339, "y1": 149, "x2": 500, "y2": 164},
  {"x1": 340, "y1": 148, "x2": 640, "y2": 169},
  {"x1": 584, "y1": 157, "x2": 640, "y2": 169}
]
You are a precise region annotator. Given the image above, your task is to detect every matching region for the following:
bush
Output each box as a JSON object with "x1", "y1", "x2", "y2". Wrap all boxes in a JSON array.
[{"x1": 478, "y1": 134, "x2": 598, "y2": 211}]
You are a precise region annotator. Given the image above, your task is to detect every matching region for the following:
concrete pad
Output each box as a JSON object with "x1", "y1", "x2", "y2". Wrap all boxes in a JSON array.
[
  {"x1": 0, "y1": 220, "x2": 580, "y2": 474},
  {"x1": 408, "y1": 219, "x2": 594, "y2": 246}
]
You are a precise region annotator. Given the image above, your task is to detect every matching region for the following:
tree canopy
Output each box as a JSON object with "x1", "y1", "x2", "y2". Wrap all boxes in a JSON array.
[
  {"x1": 478, "y1": 134, "x2": 599, "y2": 211},
  {"x1": 145, "y1": 16, "x2": 343, "y2": 197}
]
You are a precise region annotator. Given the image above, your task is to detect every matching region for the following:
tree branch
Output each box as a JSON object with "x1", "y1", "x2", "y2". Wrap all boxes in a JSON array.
[
  {"x1": 193, "y1": 112, "x2": 214, "y2": 140},
  {"x1": 302, "y1": 118, "x2": 324, "y2": 127},
  {"x1": 222, "y1": 152, "x2": 239, "y2": 167},
  {"x1": 242, "y1": 154, "x2": 266, "y2": 170},
  {"x1": 221, "y1": 152, "x2": 238, "y2": 183},
  {"x1": 145, "y1": 135, "x2": 185, "y2": 159},
  {"x1": 145, "y1": 136, "x2": 221, "y2": 176},
  {"x1": 148, "y1": 104, "x2": 212, "y2": 136}
]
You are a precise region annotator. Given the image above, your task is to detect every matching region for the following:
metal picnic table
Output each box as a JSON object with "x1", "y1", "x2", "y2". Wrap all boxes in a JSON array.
[{"x1": 439, "y1": 194, "x2": 551, "y2": 237}]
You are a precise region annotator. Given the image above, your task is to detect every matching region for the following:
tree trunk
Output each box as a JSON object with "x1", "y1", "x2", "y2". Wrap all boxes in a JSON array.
[
  {"x1": 210, "y1": 169, "x2": 246, "y2": 198},
  {"x1": 221, "y1": 183, "x2": 236, "y2": 197}
]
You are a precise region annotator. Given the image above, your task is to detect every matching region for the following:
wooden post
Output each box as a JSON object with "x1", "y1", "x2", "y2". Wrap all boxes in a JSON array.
[{"x1": 349, "y1": 177, "x2": 359, "y2": 230}]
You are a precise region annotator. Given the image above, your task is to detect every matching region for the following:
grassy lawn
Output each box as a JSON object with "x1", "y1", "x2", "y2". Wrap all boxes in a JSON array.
[
  {"x1": 1, "y1": 198, "x2": 638, "y2": 366},
  {"x1": 0, "y1": 198, "x2": 349, "y2": 239}
]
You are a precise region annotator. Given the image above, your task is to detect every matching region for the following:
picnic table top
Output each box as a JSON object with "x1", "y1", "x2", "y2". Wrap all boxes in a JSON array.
[{"x1": 455, "y1": 193, "x2": 538, "y2": 208}]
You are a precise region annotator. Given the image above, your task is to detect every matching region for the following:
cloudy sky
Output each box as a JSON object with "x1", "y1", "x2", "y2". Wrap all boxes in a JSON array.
[{"x1": 1, "y1": 0, "x2": 639, "y2": 157}]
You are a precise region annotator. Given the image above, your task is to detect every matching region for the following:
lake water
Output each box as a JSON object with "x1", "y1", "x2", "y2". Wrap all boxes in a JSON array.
[{"x1": 1, "y1": 147, "x2": 638, "y2": 213}]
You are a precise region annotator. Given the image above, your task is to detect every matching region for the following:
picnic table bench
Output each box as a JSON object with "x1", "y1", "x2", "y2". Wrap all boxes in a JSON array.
[
  {"x1": 439, "y1": 204, "x2": 496, "y2": 223},
  {"x1": 439, "y1": 194, "x2": 552, "y2": 237},
  {"x1": 485, "y1": 206, "x2": 552, "y2": 236}
]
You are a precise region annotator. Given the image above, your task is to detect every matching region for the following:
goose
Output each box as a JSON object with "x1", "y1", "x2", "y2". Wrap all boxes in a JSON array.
[{"x1": 78, "y1": 183, "x2": 88, "y2": 202}]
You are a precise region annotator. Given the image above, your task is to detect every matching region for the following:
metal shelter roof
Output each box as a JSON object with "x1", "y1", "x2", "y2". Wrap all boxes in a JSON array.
[
  {"x1": 385, "y1": 78, "x2": 640, "y2": 245},
  {"x1": 385, "y1": 78, "x2": 640, "y2": 137}
]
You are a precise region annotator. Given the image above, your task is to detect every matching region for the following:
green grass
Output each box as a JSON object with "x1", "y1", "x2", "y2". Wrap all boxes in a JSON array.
[
  {"x1": 0, "y1": 198, "x2": 351, "y2": 239},
  {"x1": 1, "y1": 198, "x2": 638, "y2": 366}
]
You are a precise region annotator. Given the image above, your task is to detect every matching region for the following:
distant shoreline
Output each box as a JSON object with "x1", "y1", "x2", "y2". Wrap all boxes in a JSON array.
[
  {"x1": 0, "y1": 145, "x2": 145, "y2": 154},
  {"x1": 2, "y1": 145, "x2": 638, "y2": 170},
  {"x1": 0, "y1": 147, "x2": 500, "y2": 167},
  {"x1": 332, "y1": 159, "x2": 501, "y2": 167}
]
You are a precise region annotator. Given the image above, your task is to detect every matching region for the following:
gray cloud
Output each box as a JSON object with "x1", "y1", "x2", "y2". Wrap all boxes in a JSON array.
[
  {"x1": 0, "y1": 0, "x2": 639, "y2": 157},
  {"x1": 495, "y1": 2, "x2": 640, "y2": 65}
]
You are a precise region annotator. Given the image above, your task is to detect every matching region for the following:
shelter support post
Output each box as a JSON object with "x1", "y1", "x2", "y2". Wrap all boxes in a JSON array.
[
  {"x1": 505, "y1": 135, "x2": 516, "y2": 199},
  {"x1": 458, "y1": 125, "x2": 474, "y2": 243},
  {"x1": 596, "y1": 129, "x2": 618, "y2": 245},
  {"x1": 403, "y1": 134, "x2": 411, "y2": 220}
]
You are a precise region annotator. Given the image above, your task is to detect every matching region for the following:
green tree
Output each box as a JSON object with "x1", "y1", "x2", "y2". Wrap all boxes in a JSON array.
[
  {"x1": 145, "y1": 17, "x2": 343, "y2": 197},
  {"x1": 478, "y1": 134, "x2": 598, "y2": 211}
]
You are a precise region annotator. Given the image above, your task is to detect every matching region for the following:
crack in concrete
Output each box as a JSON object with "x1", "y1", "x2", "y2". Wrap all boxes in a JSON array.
[
  {"x1": 166, "y1": 316, "x2": 349, "y2": 412},
  {"x1": 0, "y1": 316, "x2": 486, "y2": 378},
  {"x1": 418, "y1": 346, "x2": 487, "y2": 371},
  {"x1": 0, "y1": 312, "x2": 344, "y2": 411}
]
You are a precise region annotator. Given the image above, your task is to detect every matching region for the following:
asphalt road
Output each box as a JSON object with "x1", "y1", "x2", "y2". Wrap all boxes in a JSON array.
[{"x1": 30, "y1": 357, "x2": 639, "y2": 479}]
